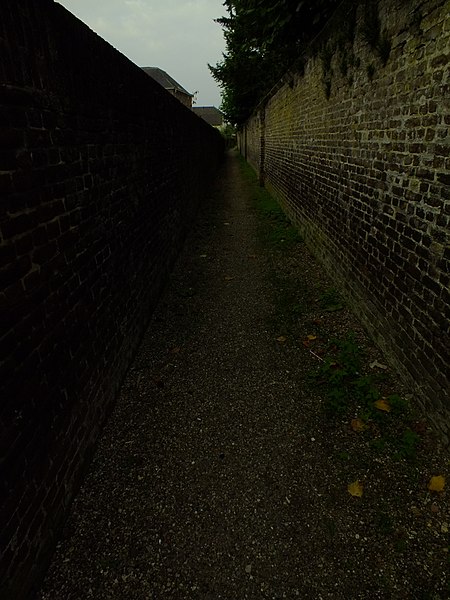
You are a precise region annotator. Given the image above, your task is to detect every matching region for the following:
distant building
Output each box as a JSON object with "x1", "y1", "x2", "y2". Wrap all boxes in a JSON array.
[
  {"x1": 141, "y1": 67, "x2": 193, "y2": 108},
  {"x1": 193, "y1": 106, "x2": 225, "y2": 129}
]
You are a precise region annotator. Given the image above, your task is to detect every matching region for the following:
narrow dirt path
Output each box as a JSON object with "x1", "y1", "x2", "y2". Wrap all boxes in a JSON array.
[{"x1": 38, "y1": 151, "x2": 449, "y2": 599}]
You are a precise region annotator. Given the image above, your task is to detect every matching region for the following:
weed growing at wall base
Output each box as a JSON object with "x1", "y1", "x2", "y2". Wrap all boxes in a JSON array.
[
  {"x1": 311, "y1": 333, "x2": 422, "y2": 462},
  {"x1": 235, "y1": 142, "x2": 449, "y2": 595},
  {"x1": 237, "y1": 153, "x2": 303, "y2": 252},
  {"x1": 236, "y1": 153, "x2": 307, "y2": 337}
]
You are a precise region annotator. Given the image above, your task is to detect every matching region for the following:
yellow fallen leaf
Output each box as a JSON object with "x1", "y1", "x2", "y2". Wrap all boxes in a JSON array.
[
  {"x1": 348, "y1": 480, "x2": 363, "y2": 497},
  {"x1": 224, "y1": 276, "x2": 234, "y2": 281},
  {"x1": 307, "y1": 335, "x2": 317, "y2": 341},
  {"x1": 428, "y1": 475, "x2": 445, "y2": 492},
  {"x1": 374, "y1": 398, "x2": 391, "y2": 412},
  {"x1": 276, "y1": 336, "x2": 287, "y2": 343},
  {"x1": 351, "y1": 418, "x2": 366, "y2": 432}
]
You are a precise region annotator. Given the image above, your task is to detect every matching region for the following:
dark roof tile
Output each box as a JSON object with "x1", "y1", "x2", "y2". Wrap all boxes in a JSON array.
[
  {"x1": 141, "y1": 67, "x2": 193, "y2": 97},
  {"x1": 193, "y1": 106, "x2": 224, "y2": 126}
]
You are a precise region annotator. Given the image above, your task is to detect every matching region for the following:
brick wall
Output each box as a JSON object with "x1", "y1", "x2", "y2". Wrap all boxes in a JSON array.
[
  {"x1": 0, "y1": 1, "x2": 223, "y2": 598},
  {"x1": 240, "y1": 0, "x2": 449, "y2": 440},
  {"x1": 241, "y1": 112, "x2": 262, "y2": 175}
]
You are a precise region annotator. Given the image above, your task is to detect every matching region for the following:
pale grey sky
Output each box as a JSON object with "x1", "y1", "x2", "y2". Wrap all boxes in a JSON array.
[{"x1": 56, "y1": 0, "x2": 226, "y2": 107}]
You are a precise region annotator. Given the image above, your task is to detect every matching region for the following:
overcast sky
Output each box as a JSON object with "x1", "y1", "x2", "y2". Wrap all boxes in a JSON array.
[{"x1": 56, "y1": 0, "x2": 226, "y2": 107}]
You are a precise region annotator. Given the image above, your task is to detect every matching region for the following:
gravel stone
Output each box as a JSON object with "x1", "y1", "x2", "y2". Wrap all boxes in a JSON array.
[{"x1": 37, "y1": 151, "x2": 449, "y2": 600}]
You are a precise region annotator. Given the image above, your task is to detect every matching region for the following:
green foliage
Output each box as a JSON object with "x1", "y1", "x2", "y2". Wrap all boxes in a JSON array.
[
  {"x1": 339, "y1": 52, "x2": 349, "y2": 77},
  {"x1": 352, "y1": 374, "x2": 380, "y2": 403},
  {"x1": 236, "y1": 153, "x2": 306, "y2": 336},
  {"x1": 387, "y1": 393, "x2": 410, "y2": 417},
  {"x1": 362, "y1": 0, "x2": 381, "y2": 48},
  {"x1": 377, "y1": 32, "x2": 392, "y2": 66},
  {"x1": 237, "y1": 154, "x2": 302, "y2": 251},
  {"x1": 390, "y1": 427, "x2": 420, "y2": 461},
  {"x1": 210, "y1": 0, "x2": 341, "y2": 124},
  {"x1": 311, "y1": 330, "x2": 420, "y2": 462},
  {"x1": 320, "y1": 43, "x2": 334, "y2": 76},
  {"x1": 315, "y1": 334, "x2": 362, "y2": 414},
  {"x1": 221, "y1": 123, "x2": 237, "y2": 148},
  {"x1": 320, "y1": 288, "x2": 344, "y2": 312},
  {"x1": 362, "y1": 0, "x2": 391, "y2": 66}
]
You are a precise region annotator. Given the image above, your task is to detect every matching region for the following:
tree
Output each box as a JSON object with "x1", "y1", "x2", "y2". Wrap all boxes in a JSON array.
[{"x1": 209, "y1": 0, "x2": 341, "y2": 125}]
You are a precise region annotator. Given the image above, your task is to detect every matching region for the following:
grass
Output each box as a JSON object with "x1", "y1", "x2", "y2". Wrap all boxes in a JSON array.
[
  {"x1": 320, "y1": 287, "x2": 344, "y2": 312},
  {"x1": 236, "y1": 153, "x2": 302, "y2": 252},
  {"x1": 235, "y1": 150, "x2": 449, "y2": 593},
  {"x1": 312, "y1": 333, "x2": 421, "y2": 462},
  {"x1": 237, "y1": 150, "x2": 425, "y2": 466},
  {"x1": 237, "y1": 153, "x2": 307, "y2": 338}
]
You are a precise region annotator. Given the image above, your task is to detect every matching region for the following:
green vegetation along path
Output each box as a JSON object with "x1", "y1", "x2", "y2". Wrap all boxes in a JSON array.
[{"x1": 38, "y1": 150, "x2": 449, "y2": 599}]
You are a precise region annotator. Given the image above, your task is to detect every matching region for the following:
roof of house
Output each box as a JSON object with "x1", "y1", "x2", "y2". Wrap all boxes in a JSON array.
[
  {"x1": 141, "y1": 67, "x2": 193, "y2": 97},
  {"x1": 193, "y1": 106, "x2": 224, "y2": 127}
]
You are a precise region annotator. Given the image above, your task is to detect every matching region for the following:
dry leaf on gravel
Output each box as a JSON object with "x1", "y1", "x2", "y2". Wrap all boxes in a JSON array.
[
  {"x1": 351, "y1": 418, "x2": 366, "y2": 432},
  {"x1": 374, "y1": 398, "x2": 391, "y2": 412},
  {"x1": 276, "y1": 336, "x2": 287, "y2": 343},
  {"x1": 428, "y1": 475, "x2": 445, "y2": 492},
  {"x1": 348, "y1": 480, "x2": 363, "y2": 497}
]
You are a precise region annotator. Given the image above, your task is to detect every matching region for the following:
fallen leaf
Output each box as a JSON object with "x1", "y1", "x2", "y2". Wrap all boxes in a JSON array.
[
  {"x1": 428, "y1": 475, "x2": 445, "y2": 493},
  {"x1": 276, "y1": 336, "x2": 287, "y2": 343},
  {"x1": 374, "y1": 398, "x2": 391, "y2": 412},
  {"x1": 430, "y1": 503, "x2": 440, "y2": 514},
  {"x1": 302, "y1": 340, "x2": 311, "y2": 348},
  {"x1": 369, "y1": 360, "x2": 388, "y2": 370},
  {"x1": 351, "y1": 418, "x2": 366, "y2": 432},
  {"x1": 348, "y1": 480, "x2": 363, "y2": 497},
  {"x1": 313, "y1": 319, "x2": 323, "y2": 326},
  {"x1": 224, "y1": 276, "x2": 234, "y2": 281},
  {"x1": 307, "y1": 334, "x2": 317, "y2": 341},
  {"x1": 199, "y1": 254, "x2": 207, "y2": 258},
  {"x1": 247, "y1": 254, "x2": 257, "y2": 259},
  {"x1": 170, "y1": 346, "x2": 181, "y2": 354}
]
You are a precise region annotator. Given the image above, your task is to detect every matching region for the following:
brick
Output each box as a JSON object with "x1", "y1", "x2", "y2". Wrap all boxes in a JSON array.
[
  {"x1": 0, "y1": 214, "x2": 33, "y2": 239},
  {"x1": 7, "y1": 0, "x2": 450, "y2": 595},
  {"x1": 239, "y1": 0, "x2": 449, "y2": 467},
  {"x1": 437, "y1": 172, "x2": 450, "y2": 186},
  {"x1": 0, "y1": 128, "x2": 24, "y2": 148}
]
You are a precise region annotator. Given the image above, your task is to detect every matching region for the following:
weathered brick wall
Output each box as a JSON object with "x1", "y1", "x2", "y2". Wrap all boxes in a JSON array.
[
  {"x1": 243, "y1": 113, "x2": 262, "y2": 174},
  {"x1": 240, "y1": 0, "x2": 449, "y2": 439},
  {"x1": 0, "y1": 1, "x2": 223, "y2": 598}
]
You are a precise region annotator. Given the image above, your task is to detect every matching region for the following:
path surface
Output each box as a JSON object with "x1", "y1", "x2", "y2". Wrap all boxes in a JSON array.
[{"x1": 38, "y1": 151, "x2": 448, "y2": 599}]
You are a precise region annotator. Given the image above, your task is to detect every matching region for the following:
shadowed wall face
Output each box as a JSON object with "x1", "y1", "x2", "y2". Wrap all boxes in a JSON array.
[
  {"x1": 0, "y1": 1, "x2": 223, "y2": 598},
  {"x1": 240, "y1": 0, "x2": 449, "y2": 439}
]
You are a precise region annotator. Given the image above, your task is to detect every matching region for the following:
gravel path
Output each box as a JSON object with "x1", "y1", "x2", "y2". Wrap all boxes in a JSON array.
[{"x1": 37, "y1": 151, "x2": 449, "y2": 599}]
